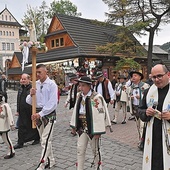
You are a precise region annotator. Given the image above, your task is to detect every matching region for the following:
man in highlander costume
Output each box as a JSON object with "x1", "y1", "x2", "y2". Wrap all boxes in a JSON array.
[
  {"x1": 70, "y1": 76, "x2": 111, "y2": 170},
  {"x1": 127, "y1": 70, "x2": 150, "y2": 149},
  {"x1": 139, "y1": 64, "x2": 170, "y2": 170},
  {"x1": 26, "y1": 64, "x2": 58, "y2": 170}
]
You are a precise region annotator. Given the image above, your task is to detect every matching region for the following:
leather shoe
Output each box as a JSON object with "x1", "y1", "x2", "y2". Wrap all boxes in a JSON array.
[
  {"x1": 4, "y1": 152, "x2": 15, "y2": 159},
  {"x1": 14, "y1": 144, "x2": 23, "y2": 149},
  {"x1": 32, "y1": 140, "x2": 40, "y2": 145},
  {"x1": 111, "y1": 120, "x2": 117, "y2": 124},
  {"x1": 121, "y1": 120, "x2": 126, "y2": 124},
  {"x1": 128, "y1": 116, "x2": 135, "y2": 120}
]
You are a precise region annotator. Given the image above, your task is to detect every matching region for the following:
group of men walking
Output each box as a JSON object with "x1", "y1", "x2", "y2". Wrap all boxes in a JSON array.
[{"x1": 0, "y1": 63, "x2": 170, "y2": 170}]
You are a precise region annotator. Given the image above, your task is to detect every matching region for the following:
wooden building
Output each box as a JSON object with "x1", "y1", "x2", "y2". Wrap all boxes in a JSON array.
[{"x1": 7, "y1": 14, "x2": 158, "y2": 81}]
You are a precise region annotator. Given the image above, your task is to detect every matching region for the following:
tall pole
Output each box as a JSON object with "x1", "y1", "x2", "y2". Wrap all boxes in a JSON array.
[{"x1": 31, "y1": 47, "x2": 37, "y2": 128}]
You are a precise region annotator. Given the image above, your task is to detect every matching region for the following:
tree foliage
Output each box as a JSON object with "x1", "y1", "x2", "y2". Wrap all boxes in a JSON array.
[
  {"x1": 115, "y1": 58, "x2": 141, "y2": 71},
  {"x1": 21, "y1": 0, "x2": 81, "y2": 41},
  {"x1": 47, "y1": 0, "x2": 81, "y2": 18},
  {"x1": 102, "y1": 0, "x2": 170, "y2": 75}
]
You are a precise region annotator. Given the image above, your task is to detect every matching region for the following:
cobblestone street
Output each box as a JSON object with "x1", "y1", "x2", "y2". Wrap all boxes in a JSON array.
[{"x1": 0, "y1": 90, "x2": 143, "y2": 170}]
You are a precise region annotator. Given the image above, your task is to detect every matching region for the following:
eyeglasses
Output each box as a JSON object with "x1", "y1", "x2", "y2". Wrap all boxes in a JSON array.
[{"x1": 152, "y1": 73, "x2": 167, "y2": 80}]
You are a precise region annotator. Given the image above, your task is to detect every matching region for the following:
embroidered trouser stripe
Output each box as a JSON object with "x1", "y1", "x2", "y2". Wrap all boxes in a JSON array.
[
  {"x1": 36, "y1": 121, "x2": 54, "y2": 169},
  {"x1": 2, "y1": 132, "x2": 14, "y2": 155}
]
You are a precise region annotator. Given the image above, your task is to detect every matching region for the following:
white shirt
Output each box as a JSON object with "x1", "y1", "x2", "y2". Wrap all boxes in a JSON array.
[
  {"x1": 79, "y1": 90, "x2": 92, "y2": 115},
  {"x1": 26, "y1": 77, "x2": 58, "y2": 117},
  {"x1": 132, "y1": 84, "x2": 140, "y2": 105},
  {"x1": 94, "y1": 80, "x2": 115, "y2": 100}
]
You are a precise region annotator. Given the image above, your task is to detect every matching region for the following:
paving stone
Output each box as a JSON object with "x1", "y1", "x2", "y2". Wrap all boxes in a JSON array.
[{"x1": 0, "y1": 89, "x2": 143, "y2": 170}]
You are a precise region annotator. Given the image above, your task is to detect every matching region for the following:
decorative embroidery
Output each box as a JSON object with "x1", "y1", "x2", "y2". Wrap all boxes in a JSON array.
[
  {"x1": 0, "y1": 106, "x2": 5, "y2": 119},
  {"x1": 98, "y1": 108, "x2": 104, "y2": 113},
  {"x1": 91, "y1": 99, "x2": 99, "y2": 108},
  {"x1": 145, "y1": 156, "x2": 149, "y2": 163}
]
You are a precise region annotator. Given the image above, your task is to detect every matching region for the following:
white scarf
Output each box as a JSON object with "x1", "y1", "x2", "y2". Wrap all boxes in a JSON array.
[{"x1": 143, "y1": 84, "x2": 170, "y2": 170}]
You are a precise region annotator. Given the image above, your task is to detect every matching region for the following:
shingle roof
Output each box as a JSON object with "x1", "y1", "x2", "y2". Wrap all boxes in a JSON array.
[
  {"x1": 56, "y1": 14, "x2": 117, "y2": 54},
  {"x1": 0, "y1": 21, "x2": 22, "y2": 27},
  {"x1": 7, "y1": 67, "x2": 32, "y2": 75},
  {"x1": 144, "y1": 45, "x2": 168, "y2": 54},
  {"x1": 0, "y1": 7, "x2": 22, "y2": 27}
]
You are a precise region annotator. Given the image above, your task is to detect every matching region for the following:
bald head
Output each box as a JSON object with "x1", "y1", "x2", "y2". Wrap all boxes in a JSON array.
[
  {"x1": 21, "y1": 73, "x2": 30, "y2": 85},
  {"x1": 151, "y1": 64, "x2": 169, "y2": 88},
  {"x1": 151, "y1": 64, "x2": 168, "y2": 73}
]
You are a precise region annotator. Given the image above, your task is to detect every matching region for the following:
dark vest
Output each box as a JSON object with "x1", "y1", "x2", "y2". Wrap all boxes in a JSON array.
[{"x1": 96, "y1": 78, "x2": 110, "y2": 103}]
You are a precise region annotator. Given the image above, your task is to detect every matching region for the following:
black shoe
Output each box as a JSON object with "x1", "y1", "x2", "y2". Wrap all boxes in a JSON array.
[
  {"x1": 45, "y1": 157, "x2": 50, "y2": 169},
  {"x1": 4, "y1": 152, "x2": 15, "y2": 159},
  {"x1": 111, "y1": 120, "x2": 117, "y2": 124},
  {"x1": 71, "y1": 132, "x2": 77, "y2": 137},
  {"x1": 121, "y1": 120, "x2": 126, "y2": 124},
  {"x1": 14, "y1": 144, "x2": 23, "y2": 149},
  {"x1": 32, "y1": 140, "x2": 40, "y2": 145},
  {"x1": 128, "y1": 116, "x2": 135, "y2": 120}
]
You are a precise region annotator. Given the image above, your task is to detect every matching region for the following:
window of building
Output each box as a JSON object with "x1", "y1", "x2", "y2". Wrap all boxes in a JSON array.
[
  {"x1": 2, "y1": 43, "x2": 6, "y2": 50},
  {"x1": 9, "y1": 31, "x2": 11, "y2": 36},
  {"x1": 9, "y1": 16, "x2": 11, "y2": 21},
  {"x1": 6, "y1": 15, "x2": 7, "y2": 21},
  {"x1": 0, "y1": 31, "x2": 2, "y2": 36},
  {"x1": 6, "y1": 31, "x2": 8, "y2": 36},
  {"x1": 51, "y1": 40, "x2": 55, "y2": 48},
  {"x1": 60, "y1": 38, "x2": 64, "y2": 46},
  {"x1": 11, "y1": 43, "x2": 14, "y2": 50},
  {"x1": 56, "y1": 39, "x2": 59, "y2": 47},
  {"x1": 7, "y1": 43, "x2": 10, "y2": 50},
  {"x1": 3, "y1": 31, "x2": 5, "y2": 36},
  {"x1": 2, "y1": 15, "x2": 4, "y2": 20},
  {"x1": 12, "y1": 32, "x2": 14, "y2": 36}
]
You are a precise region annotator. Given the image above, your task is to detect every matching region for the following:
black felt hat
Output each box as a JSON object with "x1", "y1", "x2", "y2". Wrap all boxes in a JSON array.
[
  {"x1": 95, "y1": 71, "x2": 103, "y2": 79},
  {"x1": 118, "y1": 75, "x2": 127, "y2": 79},
  {"x1": 77, "y1": 76, "x2": 92, "y2": 84},
  {"x1": 69, "y1": 73, "x2": 78, "y2": 80},
  {"x1": 129, "y1": 71, "x2": 144, "y2": 80}
]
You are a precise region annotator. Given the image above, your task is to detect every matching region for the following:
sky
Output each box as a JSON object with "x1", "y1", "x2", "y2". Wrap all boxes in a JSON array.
[{"x1": 0, "y1": 0, "x2": 170, "y2": 46}]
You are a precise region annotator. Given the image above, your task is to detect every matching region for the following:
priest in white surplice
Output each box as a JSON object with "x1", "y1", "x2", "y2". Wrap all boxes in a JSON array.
[{"x1": 138, "y1": 64, "x2": 170, "y2": 170}]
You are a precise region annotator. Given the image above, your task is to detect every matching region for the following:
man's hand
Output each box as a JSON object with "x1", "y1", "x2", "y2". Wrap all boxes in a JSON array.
[
  {"x1": 30, "y1": 88, "x2": 36, "y2": 97},
  {"x1": 10, "y1": 125, "x2": 15, "y2": 131},
  {"x1": 161, "y1": 111, "x2": 170, "y2": 120},
  {"x1": 136, "y1": 95, "x2": 140, "y2": 99},
  {"x1": 146, "y1": 107, "x2": 156, "y2": 117},
  {"x1": 110, "y1": 100, "x2": 114, "y2": 105},
  {"x1": 31, "y1": 113, "x2": 40, "y2": 121}
]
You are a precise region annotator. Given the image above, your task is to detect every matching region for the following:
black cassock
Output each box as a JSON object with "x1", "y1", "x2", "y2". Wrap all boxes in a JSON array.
[
  {"x1": 17, "y1": 84, "x2": 39, "y2": 145},
  {"x1": 139, "y1": 84, "x2": 169, "y2": 170}
]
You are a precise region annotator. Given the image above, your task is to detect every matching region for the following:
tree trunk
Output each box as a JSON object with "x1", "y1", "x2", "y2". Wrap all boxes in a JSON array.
[{"x1": 147, "y1": 29, "x2": 155, "y2": 77}]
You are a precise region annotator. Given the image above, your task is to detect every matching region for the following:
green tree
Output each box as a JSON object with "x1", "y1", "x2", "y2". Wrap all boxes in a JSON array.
[
  {"x1": 102, "y1": 0, "x2": 170, "y2": 75},
  {"x1": 22, "y1": 1, "x2": 48, "y2": 42},
  {"x1": 97, "y1": 0, "x2": 144, "y2": 71},
  {"x1": 47, "y1": 0, "x2": 81, "y2": 18},
  {"x1": 21, "y1": 0, "x2": 81, "y2": 41}
]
